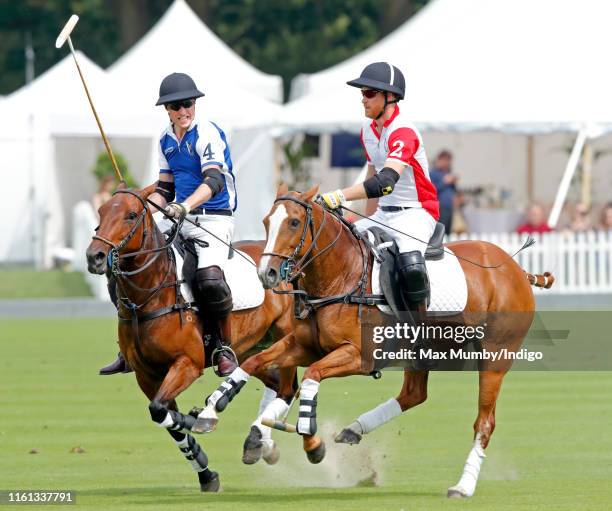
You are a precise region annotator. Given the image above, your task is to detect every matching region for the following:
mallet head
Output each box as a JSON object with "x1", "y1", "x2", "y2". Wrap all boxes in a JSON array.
[{"x1": 55, "y1": 15, "x2": 79, "y2": 49}]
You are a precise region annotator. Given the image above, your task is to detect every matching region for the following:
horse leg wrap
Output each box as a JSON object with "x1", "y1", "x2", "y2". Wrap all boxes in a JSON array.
[
  {"x1": 149, "y1": 401, "x2": 196, "y2": 432},
  {"x1": 253, "y1": 387, "x2": 278, "y2": 443},
  {"x1": 448, "y1": 433, "x2": 486, "y2": 498},
  {"x1": 206, "y1": 367, "x2": 250, "y2": 412},
  {"x1": 355, "y1": 398, "x2": 402, "y2": 434},
  {"x1": 175, "y1": 434, "x2": 209, "y2": 473},
  {"x1": 297, "y1": 379, "x2": 320, "y2": 436}
]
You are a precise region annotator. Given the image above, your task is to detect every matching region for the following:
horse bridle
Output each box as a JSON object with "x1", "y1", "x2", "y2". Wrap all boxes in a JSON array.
[
  {"x1": 261, "y1": 195, "x2": 345, "y2": 283},
  {"x1": 92, "y1": 189, "x2": 149, "y2": 270}
]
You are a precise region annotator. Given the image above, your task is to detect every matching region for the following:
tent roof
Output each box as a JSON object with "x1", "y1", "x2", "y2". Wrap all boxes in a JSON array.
[
  {"x1": 108, "y1": 0, "x2": 282, "y2": 104},
  {"x1": 284, "y1": 0, "x2": 612, "y2": 134}
]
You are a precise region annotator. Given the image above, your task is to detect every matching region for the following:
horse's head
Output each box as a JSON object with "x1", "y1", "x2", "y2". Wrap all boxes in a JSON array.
[
  {"x1": 86, "y1": 182, "x2": 157, "y2": 274},
  {"x1": 258, "y1": 183, "x2": 320, "y2": 289}
]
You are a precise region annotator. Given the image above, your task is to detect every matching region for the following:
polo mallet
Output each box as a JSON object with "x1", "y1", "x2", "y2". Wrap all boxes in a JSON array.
[
  {"x1": 55, "y1": 15, "x2": 124, "y2": 182},
  {"x1": 261, "y1": 388, "x2": 300, "y2": 433}
]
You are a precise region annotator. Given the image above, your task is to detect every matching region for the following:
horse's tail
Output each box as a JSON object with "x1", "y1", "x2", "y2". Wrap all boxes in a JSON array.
[{"x1": 526, "y1": 271, "x2": 555, "y2": 289}]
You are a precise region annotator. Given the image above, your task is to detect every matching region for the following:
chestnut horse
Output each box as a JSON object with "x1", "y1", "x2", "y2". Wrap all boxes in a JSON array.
[
  {"x1": 201, "y1": 183, "x2": 554, "y2": 498},
  {"x1": 85, "y1": 183, "x2": 294, "y2": 492}
]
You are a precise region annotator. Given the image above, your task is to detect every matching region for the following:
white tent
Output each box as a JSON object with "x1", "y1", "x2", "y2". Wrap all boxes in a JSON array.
[
  {"x1": 282, "y1": 0, "x2": 612, "y2": 225},
  {"x1": 1, "y1": 1, "x2": 284, "y2": 267},
  {"x1": 108, "y1": 0, "x2": 282, "y2": 104},
  {"x1": 286, "y1": 0, "x2": 612, "y2": 134},
  {"x1": 0, "y1": 52, "x2": 132, "y2": 267}
]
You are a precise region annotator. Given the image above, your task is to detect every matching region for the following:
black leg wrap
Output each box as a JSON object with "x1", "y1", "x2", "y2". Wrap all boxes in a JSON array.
[
  {"x1": 215, "y1": 377, "x2": 246, "y2": 412},
  {"x1": 397, "y1": 251, "x2": 430, "y2": 306},
  {"x1": 297, "y1": 397, "x2": 318, "y2": 436},
  {"x1": 149, "y1": 401, "x2": 167, "y2": 423},
  {"x1": 149, "y1": 401, "x2": 196, "y2": 431}
]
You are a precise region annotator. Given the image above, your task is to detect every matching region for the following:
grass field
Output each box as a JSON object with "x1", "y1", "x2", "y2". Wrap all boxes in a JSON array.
[
  {"x1": 1, "y1": 318, "x2": 611, "y2": 510},
  {"x1": 0, "y1": 270, "x2": 91, "y2": 298}
]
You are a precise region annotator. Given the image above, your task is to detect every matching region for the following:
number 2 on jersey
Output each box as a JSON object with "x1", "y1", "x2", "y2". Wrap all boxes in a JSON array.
[{"x1": 390, "y1": 140, "x2": 404, "y2": 158}]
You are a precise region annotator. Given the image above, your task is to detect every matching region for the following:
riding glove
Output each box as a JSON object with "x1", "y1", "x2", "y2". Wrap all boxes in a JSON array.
[
  {"x1": 165, "y1": 202, "x2": 189, "y2": 221},
  {"x1": 319, "y1": 189, "x2": 346, "y2": 210}
]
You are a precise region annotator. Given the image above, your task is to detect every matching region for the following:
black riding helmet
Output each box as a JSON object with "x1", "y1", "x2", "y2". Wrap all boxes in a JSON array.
[
  {"x1": 155, "y1": 72, "x2": 204, "y2": 106},
  {"x1": 347, "y1": 62, "x2": 405, "y2": 119}
]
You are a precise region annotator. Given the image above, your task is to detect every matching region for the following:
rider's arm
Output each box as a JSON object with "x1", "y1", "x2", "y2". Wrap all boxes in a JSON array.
[
  {"x1": 339, "y1": 160, "x2": 406, "y2": 202},
  {"x1": 181, "y1": 165, "x2": 224, "y2": 211},
  {"x1": 149, "y1": 173, "x2": 174, "y2": 211},
  {"x1": 365, "y1": 165, "x2": 378, "y2": 215}
]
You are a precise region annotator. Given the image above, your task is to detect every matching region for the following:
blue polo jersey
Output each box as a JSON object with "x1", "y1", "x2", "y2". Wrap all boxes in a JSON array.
[{"x1": 158, "y1": 119, "x2": 237, "y2": 211}]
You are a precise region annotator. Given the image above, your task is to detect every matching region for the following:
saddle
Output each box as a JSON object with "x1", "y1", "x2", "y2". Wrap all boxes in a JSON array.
[{"x1": 366, "y1": 222, "x2": 445, "y2": 320}]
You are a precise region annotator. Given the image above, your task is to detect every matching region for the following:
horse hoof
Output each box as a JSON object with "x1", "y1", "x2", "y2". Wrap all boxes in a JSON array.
[
  {"x1": 242, "y1": 426, "x2": 263, "y2": 465},
  {"x1": 306, "y1": 440, "x2": 326, "y2": 464},
  {"x1": 334, "y1": 428, "x2": 362, "y2": 445},
  {"x1": 262, "y1": 441, "x2": 280, "y2": 465},
  {"x1": 200, "y1": 471, "x2": 221, "y2": 493},
  {"x1": 447, "y1": 485, "x2": 470, "y2": 498},
  {"x1": 191, "y1": 406, "x2": 218, "y2": 434}
]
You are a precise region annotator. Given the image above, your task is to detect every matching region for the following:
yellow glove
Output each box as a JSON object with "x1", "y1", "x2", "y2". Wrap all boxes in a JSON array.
[{"x1": 320, "y1": 189, "x2": 346, "y2": 210}]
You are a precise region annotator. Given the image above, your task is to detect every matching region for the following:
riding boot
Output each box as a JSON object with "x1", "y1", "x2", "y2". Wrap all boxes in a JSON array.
[
  {"x1": 99, "y1": 352, "x2": 133, "y2": 375},
  {"x1": 214, "y1": 313, "x2": 238, "y2": 377},
  {"x1": 99, "y1": 276, "x2": 134, "y2": 375},
  {"x1": 397, "y1": 251, "x2": 436, "y2": 370}
]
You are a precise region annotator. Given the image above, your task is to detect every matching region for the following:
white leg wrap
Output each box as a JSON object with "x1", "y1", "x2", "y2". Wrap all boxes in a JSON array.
[
  {"x1": 356, "y1": 398, "x2": 402, "y2": 434},
  {"x1": 253, "y1": 387, "x2": 277, "y2": 440},
  {"x1": 206, "y1": 367, "x2": 250, "y2": 408},
  {"x1": 297, "y1": 379, "x2": 320, "y2": 435},
  {"x1": 157, "y1": 412, "x2": 175, "y2": 429},
  {"x1": 261, "y1": 397, "x2": 289, "y2": 422},
  {"x1": 451, "y1": 433, "x2": 486, "y2": 497}
]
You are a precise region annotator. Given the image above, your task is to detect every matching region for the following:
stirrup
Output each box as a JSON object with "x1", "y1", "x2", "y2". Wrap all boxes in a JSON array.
[{"x1": 211, "y1": 346, "x2": 238, "y2": 377}]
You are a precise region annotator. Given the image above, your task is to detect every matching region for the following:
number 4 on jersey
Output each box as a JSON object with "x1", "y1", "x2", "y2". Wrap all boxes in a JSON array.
[{"x1": 202, "y1": 143, "x2": 215, "y2": 161}]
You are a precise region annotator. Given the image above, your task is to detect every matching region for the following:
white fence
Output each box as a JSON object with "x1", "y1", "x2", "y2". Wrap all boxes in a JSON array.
[{"x1": 447, "y1": 231, "x2": 612, "y2": 294}]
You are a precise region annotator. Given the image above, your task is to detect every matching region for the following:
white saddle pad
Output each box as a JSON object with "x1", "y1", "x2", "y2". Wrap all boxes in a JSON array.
[
  {"x1": 372, "y1": 248, "x2": 468, "y2": 316},
  {"x1": 173, "y1": 247, "x2": 265, "y2": 312}
]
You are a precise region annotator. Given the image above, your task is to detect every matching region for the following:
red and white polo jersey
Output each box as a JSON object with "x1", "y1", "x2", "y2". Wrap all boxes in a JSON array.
[{"x1": 360, "y1": 105, "x2": 439, "y2": 220}]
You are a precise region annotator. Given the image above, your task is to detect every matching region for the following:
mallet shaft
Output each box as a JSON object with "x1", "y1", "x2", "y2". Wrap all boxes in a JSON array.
[
  {"x1": 261, "y1": 418, "x2": 297, "y2": 433},
  {"x1": 67, "y1": 37, "x2": 123, "y2": 182}
]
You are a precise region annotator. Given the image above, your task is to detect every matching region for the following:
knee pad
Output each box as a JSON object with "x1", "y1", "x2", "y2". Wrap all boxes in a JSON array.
[
  {"x1": 194, "y1": 266, "x2": 232, "y2": 315},
  {"x1": 397, "y1": 251, "x2": 430, "y2": 304}
]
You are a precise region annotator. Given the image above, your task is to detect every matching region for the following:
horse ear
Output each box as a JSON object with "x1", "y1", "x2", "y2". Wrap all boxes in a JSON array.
[
  {"x1": 140, "y1": 182, "x2": 157, "y2": 199},
  {"x1": 301, "y1": 184, "x2": 319, "y2": 202},
  {"x1": 276, "y1": 182, "x2": 289, "y2": 198}
]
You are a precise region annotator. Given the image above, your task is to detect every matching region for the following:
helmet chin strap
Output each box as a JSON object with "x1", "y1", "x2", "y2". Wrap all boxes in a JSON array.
[{"x1": 375, "y1": 93, "x2": 400, "y2": 120}]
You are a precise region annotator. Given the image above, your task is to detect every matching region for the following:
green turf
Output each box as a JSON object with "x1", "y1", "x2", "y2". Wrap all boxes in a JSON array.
[
  {"x1": 1, "y1": 319, "x2": 611, "y2": 510},
  {"x1": 0, "y1": 270, "x2": 92, "y2": 298}
]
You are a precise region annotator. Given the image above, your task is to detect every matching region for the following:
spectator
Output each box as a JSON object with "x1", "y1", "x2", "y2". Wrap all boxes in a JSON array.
[
  {"x1": 599, "y1": 202, "x2": 612, "y2": 230},
  {"x1": 516, "y1": 202, "x2": 552, "y2": 234},
  {"x1": 569, "y1": 203, "x2": 592, "y2": 232},
  {"x1": 91, "y1": 175, "x2": 115, "y2": 215},
  {"x1": 429, "y1": 149, "x2": 457, "y2": 235}
]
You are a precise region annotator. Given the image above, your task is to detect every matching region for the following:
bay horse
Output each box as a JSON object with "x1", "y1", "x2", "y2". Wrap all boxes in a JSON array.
[
  {"x1": 200, "y1": 183, "x2": 554, "y2": 498},
  {"x1": 85, "y1": 182, "x2": 294, "y2": 492}
]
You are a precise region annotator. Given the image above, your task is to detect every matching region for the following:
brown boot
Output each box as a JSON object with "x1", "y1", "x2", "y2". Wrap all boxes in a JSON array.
[
  {"x1": 213, "y1": 314, "x2": 238, "y2": 377},
  {"x1": 99, "y1": 352, "x2": 133, "y2": 375}
]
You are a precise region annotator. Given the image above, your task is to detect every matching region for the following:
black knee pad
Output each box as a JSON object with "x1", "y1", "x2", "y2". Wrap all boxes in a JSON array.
[
  {"x1": 397, "y1": 251, "x2": 430, "y2": 304},
  {"x1": 194, "y1": 266, "x2": 232, "y2": 315}
]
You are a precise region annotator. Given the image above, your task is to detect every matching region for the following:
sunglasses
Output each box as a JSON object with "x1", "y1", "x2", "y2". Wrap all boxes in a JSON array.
[
  {"x1": 167, "y1": 99, "x2": 195, "y2": 111},
  {"x1": 361, "y1": 89, "x2": 381, "y2": 99}
]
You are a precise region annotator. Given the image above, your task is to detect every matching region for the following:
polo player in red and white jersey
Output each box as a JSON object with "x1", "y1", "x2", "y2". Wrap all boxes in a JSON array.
[{"x1": 320, "y1": 62, "x2": 440, "y2": 310}]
